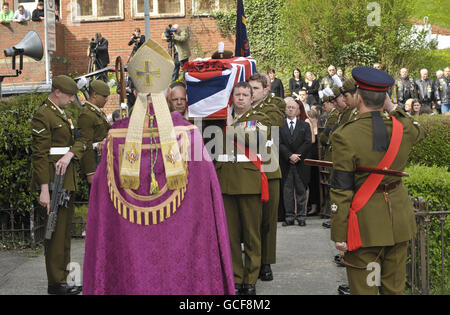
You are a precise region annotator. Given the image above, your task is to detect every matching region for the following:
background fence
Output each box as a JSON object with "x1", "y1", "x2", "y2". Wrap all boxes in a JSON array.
[{"x1": 1, "y1": 197, "x2": 448, "y2": 294}]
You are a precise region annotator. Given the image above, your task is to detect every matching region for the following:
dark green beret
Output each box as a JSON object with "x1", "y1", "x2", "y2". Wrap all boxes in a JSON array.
[
  {"x1": 341, "y1": 78, "x2": 357, "y2": 94},
  {"x1": 321, "y1": 95, "x2": 330, "y2": 103},
  {"x1": 330, "y1": 86, "x2": 341, "y2": 100},
  {"x1": 90, "y1": 80, "x2": 110, "y2": 97},
  {"x1": 52, "y1": 75, "x2": 78, "y2": 95}
]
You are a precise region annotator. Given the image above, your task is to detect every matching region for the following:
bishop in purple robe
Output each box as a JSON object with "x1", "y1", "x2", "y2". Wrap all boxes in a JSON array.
[{"x1": 82, "y1": 109, "x2": 235, "y2": 295}]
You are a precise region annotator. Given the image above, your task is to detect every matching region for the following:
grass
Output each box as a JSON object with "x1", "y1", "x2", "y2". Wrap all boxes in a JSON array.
[{"x1": 412, "y1": 0, "x2": 450, "y2": 29}]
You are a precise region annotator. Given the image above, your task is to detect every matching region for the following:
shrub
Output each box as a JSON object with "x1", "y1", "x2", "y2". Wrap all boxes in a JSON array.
[
  {"x1": 0, "y1": 94, "x2": 89, "y2": 215},
  {"x1": 0, "y1": 94, "x2": 47, "y2": 215},
  {"x1": 408, "y1": 114, "x2": 450, "y2": 169},
  {"x1": 404, "y1": 164, "x2": 450, "y2": 294}
]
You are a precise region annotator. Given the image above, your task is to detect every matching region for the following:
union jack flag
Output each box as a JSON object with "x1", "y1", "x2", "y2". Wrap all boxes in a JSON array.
[{"x1": 183, "y1": 56, "x2": 257, "y2": 119}]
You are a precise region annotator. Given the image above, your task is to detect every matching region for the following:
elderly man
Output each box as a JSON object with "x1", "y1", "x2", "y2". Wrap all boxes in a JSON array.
[
  {"x1": 321, "y1": 65, "x2": 337, "y2": 90},
  {"x1": 168, "y1": 82, "x2": 188, "y2": 119},
  {"x1": 279, "y1": 97, "x2": 311, "y2": 227},
  {"x1": 415, "y1": 69, "x2": 434, "y2": 113},
  {"x1": 393, "y1": 68, "x2": 416, "y2": 108}
]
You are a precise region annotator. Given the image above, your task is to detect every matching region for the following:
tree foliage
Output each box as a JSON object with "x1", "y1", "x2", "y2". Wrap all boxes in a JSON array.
[
  {"x1": 279, "y1": 0, "x2": 437, "y2": 78},
  {"x1": 213, "y1": 0, "x2": 439, "y2": 80}
]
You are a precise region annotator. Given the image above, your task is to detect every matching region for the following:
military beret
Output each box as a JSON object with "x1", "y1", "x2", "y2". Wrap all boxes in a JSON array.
[
  {"x1": 90, "y1": 80, "x2": 110, "y2": 97},
  {"x1": 52, "y1": 75, "x2": 78, "y2": 95},
  {"x1": 341, "y1": 77, "x2": 357, "y2": 94},
  {"x1": 352, "y1": 66, "x2": 394, "y2": 92},
  {"x1": 330, "y1": 86, "x2": 341, "y2": 101}
]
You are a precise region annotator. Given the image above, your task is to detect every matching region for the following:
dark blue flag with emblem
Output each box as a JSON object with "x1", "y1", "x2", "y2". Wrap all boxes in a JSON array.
[{"x1": 235, "y1": 0, "x2": 250, "y2": 57}]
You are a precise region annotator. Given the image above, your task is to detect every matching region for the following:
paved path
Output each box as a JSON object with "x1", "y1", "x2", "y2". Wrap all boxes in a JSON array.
[{"x1": 0, "y1": 216, "x2": 347, "y2": 295}]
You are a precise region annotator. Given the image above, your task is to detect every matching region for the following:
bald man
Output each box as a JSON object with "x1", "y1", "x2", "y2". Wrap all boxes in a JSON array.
[
  {"x1": 415, "y1": 69, "x2": 434, "y2": 113},
  {"x1": 393, "y1": 68, "x2": 416, "y2": 108}
]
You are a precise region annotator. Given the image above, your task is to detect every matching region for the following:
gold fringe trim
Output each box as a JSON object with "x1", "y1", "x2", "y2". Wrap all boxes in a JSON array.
[{"x1": 107, "y1": 134, "x2": 188, "y2": 226}]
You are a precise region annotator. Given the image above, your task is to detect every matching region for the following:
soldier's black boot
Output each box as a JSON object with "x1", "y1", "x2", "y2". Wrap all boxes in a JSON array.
[
  {"x1": 241, "y1": 284, "x2": 256, "y2": 295},
  {"x1": 259, "y1": 264, "x2": 273, "y2": 281}
]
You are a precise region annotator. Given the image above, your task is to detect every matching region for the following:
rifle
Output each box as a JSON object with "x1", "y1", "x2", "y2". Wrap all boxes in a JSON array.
[
  {"x1": 45, "y1": 173, "x2": 71, "y2": 243},
  {"x1": 303, "y1": 159, "x2": 409, "y2": 177}
]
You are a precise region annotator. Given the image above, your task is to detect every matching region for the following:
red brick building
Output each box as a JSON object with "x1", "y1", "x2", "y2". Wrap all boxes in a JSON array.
[{"x1": 1, "y1": 0, "x2": 236, "y2": 113}]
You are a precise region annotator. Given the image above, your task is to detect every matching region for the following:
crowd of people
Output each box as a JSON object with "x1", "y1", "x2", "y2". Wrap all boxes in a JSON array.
[
  {"x1": 0, "y1": 1, "x2": 58, "y2": 24},
  {"x1": 269, "y1": 64, "x2": 450, "y2": 115},
  {"x1": 30, "y1": 28, "x2": 446, "y2": 295}
]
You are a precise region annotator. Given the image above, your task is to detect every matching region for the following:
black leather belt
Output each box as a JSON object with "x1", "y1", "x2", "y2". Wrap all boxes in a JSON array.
[{"x1": 354, "y1": 181, "x2": 401, "y2": 193}]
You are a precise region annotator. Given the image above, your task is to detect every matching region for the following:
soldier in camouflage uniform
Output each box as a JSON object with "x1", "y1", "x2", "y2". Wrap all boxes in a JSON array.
[{"x1": 31, "y1": 75, "x2": 88, "y2": 295}]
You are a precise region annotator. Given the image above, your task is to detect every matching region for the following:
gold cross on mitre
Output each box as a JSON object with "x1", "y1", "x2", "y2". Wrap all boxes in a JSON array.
[
  {"x1": 127, "y1": 39, "x2": 173, "y2": 93},
  {"x1": 136, "y1": 61, "x2": 161, "y2": 87},
  {"x1": 121, "y1": 38, "x2": 186, "y2": 192}
]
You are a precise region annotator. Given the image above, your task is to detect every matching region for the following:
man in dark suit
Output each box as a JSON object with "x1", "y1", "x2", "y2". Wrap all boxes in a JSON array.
[
  {"x1": 279, "y1": 97, "x2": 312, "y2": 226},
  {"x1": 94, "y1": 33, "x2": 110, "y2": 82}
]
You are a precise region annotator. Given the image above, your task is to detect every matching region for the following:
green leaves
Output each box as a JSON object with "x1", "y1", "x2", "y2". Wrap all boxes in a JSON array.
[
  {"x1": 409, "y1": 115, "x2": 450, "y2": 169},
  {"x1": 0, "y1": 94, "x2": 46, "y2": 215},
  {"x1": 214, "y1": 0, "x2": 440, "y2": 80}
]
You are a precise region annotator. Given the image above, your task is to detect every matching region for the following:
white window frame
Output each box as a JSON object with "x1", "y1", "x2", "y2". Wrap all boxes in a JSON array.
[
  {"x1": 131, "y1": 0, "x2": 185, "y2": 19},
  {"x1": 191, "y1": 0, "x2": 233, "y2": 16},
  {"x1": 71, "y1": 0, "x2": 124, "y2": 22}
]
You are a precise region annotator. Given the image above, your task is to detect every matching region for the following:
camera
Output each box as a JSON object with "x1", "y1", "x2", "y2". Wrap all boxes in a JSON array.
[
  {"x1": 164, "y1": 24, "x2": 177, "y2": 42},
  {"x1": 89, "y1": 38, "x2": 97, "y2": 52}
]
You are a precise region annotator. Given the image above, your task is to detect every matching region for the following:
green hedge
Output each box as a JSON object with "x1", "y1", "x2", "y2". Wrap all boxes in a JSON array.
[
  {"x1": 404, "y1": 164, "x2": 450, "y2": 294},
  {"x1": 0, "y1": 94, "x2": 46, "y2": 215},
  {"x1": 408, "y1": 114, "x2": 450, "y2": 169},
  {"x1": 0, "y1": 94, "x2": 89, "y2": 215}
]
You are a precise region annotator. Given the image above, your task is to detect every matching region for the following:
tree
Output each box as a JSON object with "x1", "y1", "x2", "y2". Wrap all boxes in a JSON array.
[{"x1": 278, "y1": 0, "x2": 437, "y2": 77}]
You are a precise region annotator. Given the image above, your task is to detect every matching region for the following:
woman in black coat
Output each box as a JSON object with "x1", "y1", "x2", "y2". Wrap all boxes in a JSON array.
[
  {"x1": 268, "y1": 68, "x2": 284, "y2": 98},
  {"x1": 289, "y1": 68, "x2": 306, "y2": 100},
  {"x1": 304, "y1": 71, "x2": 320, "y2": 105}
]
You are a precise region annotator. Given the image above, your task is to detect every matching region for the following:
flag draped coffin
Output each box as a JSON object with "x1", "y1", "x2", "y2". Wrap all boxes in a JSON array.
[{"x1": 184, "y1": 56, "x2": 257, "y2": 119}]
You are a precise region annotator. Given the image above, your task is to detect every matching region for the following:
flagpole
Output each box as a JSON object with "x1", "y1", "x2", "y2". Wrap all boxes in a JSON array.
[{"x1": 144, "y1": 0, "x2": 150, "y2": 39}]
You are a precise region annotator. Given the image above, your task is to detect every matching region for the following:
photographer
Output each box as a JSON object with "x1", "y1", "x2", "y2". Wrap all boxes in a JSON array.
[
  {"x1": 93, "y1": 33, "x2": 110, "y2": 82},
  {"x1": 128, "y1": 28, "x2": 145, "y2": 58},
  {"x1": 169, "y1": 24, "x2": 191, "y2": 82}
]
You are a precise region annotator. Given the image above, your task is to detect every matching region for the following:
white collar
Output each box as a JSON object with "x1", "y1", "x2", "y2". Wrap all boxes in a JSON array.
[{"x1": 287, "y1": 117, "x2": 297, "y2": 124}]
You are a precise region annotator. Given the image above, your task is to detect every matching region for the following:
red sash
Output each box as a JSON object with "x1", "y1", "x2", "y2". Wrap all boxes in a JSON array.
[
  {"x1": 234, "y1": 140, "x2": 269, "y2": 202},
  {"x1": 347, "y1": 116, "x2": 403, "y2": 252}
]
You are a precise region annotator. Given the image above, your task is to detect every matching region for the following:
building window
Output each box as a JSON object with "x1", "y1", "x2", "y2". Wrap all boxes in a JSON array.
[
  {"x1": 72, "y1": 0, "x2": 124, "y2": 22},
  {"x1": 192, "y1": 0, "x2": 234, "y2": 15},
  {"x1": 132, "y1": 0, "x2": 185, "y2": 18}
]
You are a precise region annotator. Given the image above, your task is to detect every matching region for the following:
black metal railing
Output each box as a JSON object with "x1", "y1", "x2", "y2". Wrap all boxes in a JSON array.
[
  {"x1": 406, "y1": 197, "x2": 449, "y2": 295},
  {"x1": 0, "y1": 200, "x2": 88, "y2": 248}
]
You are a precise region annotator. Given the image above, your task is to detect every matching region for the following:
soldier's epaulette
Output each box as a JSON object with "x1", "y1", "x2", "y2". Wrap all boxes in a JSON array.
[
  {"x1": 339, "y1": 115, "x2": 360, "y2": 129},
  {"x1": 390, "y1": 107, "x2": 408, "y2": 118}
]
